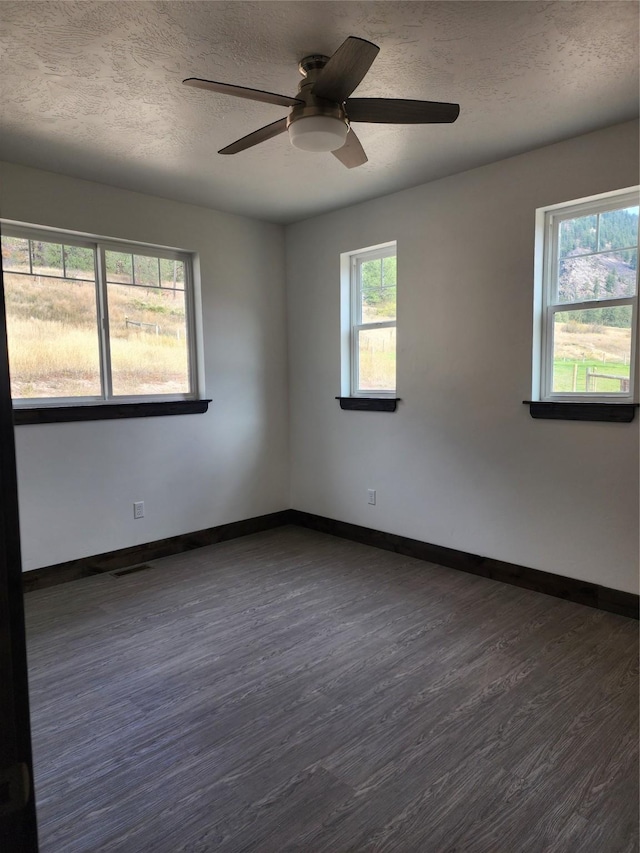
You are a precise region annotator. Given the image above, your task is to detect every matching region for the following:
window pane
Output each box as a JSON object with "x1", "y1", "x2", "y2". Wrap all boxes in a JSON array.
[
  {"x1": 552, "y1": 307, "x2": 632, "y2": 394},
  {"x1": 159, "y1": 258, "x2": 185, "y2": 290},
  {"x1": 3, "y1": 272, "x2": 101, "y2": 399},
  {"x1": 361, "y1": 256, "x2": 397, "y2": 323},
  {"x1": 598, "y1": 206, "x2": 639, "y2": 252},
  {"x1": 1, "y1": 236, "x2": 30, "y2": 273},
  {"x1": 559, "y1": 214, "x2": 597, "y2": 259},
  {"x1": 63, "y1": 245, "x2": 95, "y2": 281},
  {"x1": 558, "y1": 249, "x2": 637, "y2": 303},
  {"x1": 105, "y1": 251, "x2": 133, "y2": 284},
  {"x1": 133, "y1": 254, "x2": 159, "y2": 287},
  {"x1": 107, "y1": 283, "x2": 190, "y2": 396},
  {"x1": 358, "y1": 326, "x2": 396, "y2": 392},
  {"x1": 31, "y1": 240, "x2": 63, "y2": 277}
]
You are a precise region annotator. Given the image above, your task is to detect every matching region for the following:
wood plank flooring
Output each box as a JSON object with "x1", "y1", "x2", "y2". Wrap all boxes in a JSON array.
[{"x1": 24, "y1": 526, "x2": 639, "y2": 852}]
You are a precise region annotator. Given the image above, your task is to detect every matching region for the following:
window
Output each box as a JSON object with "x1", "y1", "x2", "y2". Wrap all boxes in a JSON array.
[
  {"x1": 347, "y1": 243, "x2": 397, "y2": 396},
  {"x1": 0, "y1": 224, "x2": 199, "y2": 407},
  {"x1": 536, "y1": 189, "x2": 638, "y2": 403}
]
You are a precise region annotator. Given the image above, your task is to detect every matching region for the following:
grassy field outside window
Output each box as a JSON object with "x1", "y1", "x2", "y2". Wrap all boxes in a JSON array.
[
  {"x1": 540, "y1": 192, "x2": 638, "y2": 401},
  {"x1": 1, "y1": 229, "x2": 195, "y2": 403}
]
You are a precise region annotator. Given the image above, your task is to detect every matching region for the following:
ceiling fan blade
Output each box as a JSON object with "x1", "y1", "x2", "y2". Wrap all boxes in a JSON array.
[
  {"x1": 183, "y1": 78, "x2": 302, "y2": 108},
  {"x1": 332, "y1": 128, "x2": 367, "y2": 169},
  {"x1": 218, "y1": 117, "x2": 288, "y2": 155},
  {"x1": 312, "y1": 37, "x2": 380, "y2": 103},
  {"x1": 346, "y1": 98, "x2": 460, "y2": 124}
]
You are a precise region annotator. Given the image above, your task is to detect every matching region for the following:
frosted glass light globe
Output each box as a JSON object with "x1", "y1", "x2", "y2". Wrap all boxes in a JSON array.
[{"x1": 288, "y1": 115, "x2": 348, "y2": 152}]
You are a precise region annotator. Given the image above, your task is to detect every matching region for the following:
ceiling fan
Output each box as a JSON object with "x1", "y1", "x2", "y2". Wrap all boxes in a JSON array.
[{"x1": 182, "y1": 36, "x2": 460, "y2": 168}]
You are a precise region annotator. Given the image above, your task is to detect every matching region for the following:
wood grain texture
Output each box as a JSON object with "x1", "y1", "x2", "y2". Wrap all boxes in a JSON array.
[
  {"x1": 23, "y1": 510, "x2": 639, "y2": 619},
  {"x1": 291, "y1": 511, "x2": 640, "y2": 619},
  {"x1": 22, "y1": 511, "x2": 290, "y2": 592},
  {"x1": 24, "y1": 527, "x2": 639, "y2": 852}
]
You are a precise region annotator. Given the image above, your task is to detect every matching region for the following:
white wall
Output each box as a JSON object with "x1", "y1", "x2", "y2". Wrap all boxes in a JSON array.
[
  {"x1": 0, "y1": 162, "x2": 290, "y2": 571},
  {"x1": 286, "y1": 121, "x2": 640, "y2": 594},
  {"x1": 3, "y1": 122, "x2": 638, "y2": 591}
]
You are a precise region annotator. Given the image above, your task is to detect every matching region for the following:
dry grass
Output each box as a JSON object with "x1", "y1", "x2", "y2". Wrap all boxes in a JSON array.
[
  {"x1": 359, "y1": 327, "x2": 396, "y2": 391},
  {"x1": 7, "y1": 318, "x2": 101, "y2": 398},
  {"x1": 554, "y1": 321, "x2": 631, "y2": 364},
  {"x1": 7, "y1": 317, "x2": 189, "y2": 397},
  {"x1": 4, "y1": 270, "x2": 189, "y2": 398},
  {"x1": 553, "y1": 320, "x2": 631, "y2": 393}
]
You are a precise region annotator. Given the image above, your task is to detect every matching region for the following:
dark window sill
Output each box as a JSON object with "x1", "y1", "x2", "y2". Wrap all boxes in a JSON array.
[
  {"x1": 13, "y1": 399, "x2": 211, "y2": 425},
  {"x1": 524, "y1": 401, "x2": 638, "y2": 423},
  {"x1": 336, "y1": 397, "x2": 400, "y2": 412}
]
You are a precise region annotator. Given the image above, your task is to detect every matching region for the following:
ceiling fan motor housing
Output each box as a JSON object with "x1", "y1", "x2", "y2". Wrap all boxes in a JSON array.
[
  {"x1": 297, "y1": 55, "x2": 330, "y2": 77},
  {"x1": 287, "y1": 55, "x2": 350, "y2": 152}
]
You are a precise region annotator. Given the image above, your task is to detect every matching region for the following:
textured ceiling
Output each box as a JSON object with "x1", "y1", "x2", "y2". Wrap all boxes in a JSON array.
[{"x1": 0, "y1": 1, "x2": 638, "y2": 224}]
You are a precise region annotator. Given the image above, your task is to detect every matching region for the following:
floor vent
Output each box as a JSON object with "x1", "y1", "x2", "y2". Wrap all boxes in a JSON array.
[{"x1": 111, "y1": 564, "x2": 153, "y2": 578}]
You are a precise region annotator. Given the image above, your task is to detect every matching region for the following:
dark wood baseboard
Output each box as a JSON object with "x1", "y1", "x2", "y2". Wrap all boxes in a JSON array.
[
  {"x1": 22, "y1": 508, "x2": 639, "y2": 620},
  {"x1": 289, "y1": 510, "x2": 639, "y2": 620},
  {"x1": 21, "y1": 511, "x2": 291, "y2": 593}
]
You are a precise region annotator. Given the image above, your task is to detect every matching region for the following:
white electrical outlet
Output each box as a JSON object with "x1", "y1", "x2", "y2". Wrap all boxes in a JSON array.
[
  {"x1": 367, "y1": 489, "x2": 376, "y2": 505},
  {"x1": 133, "y1": 501, "x2": 145, "y2": 519}
]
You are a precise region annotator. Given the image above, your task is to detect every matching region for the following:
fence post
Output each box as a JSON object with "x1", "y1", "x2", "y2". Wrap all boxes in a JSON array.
[{"x1": 572, "y1": 363, "x2": 578, "y2": 392}]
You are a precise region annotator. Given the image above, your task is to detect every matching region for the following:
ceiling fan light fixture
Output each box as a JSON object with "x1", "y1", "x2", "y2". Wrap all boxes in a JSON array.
[
  {"x1": 188, "y1": 36, "x2": 460, "y2": 167},
  {"x1": 288, "y1": 115, "x2": 348, "y2": 152}
]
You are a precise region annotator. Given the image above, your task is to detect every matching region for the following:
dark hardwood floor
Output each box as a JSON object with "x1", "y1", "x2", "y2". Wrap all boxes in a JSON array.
[{"x1": 24, "y1": 526, "x2": 639, "y2": 852}]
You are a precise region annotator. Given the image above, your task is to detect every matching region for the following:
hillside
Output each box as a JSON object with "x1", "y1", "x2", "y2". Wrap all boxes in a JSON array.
[{"x1": 558, "y1": 207, "x2": 638, "y2": 315}]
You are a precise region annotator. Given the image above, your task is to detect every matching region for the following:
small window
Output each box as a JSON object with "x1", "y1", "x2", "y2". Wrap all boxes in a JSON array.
[
  {"x1": 1, "y1": 224, "x2": 199, "y2": 406},
  {"x1": 347, "y1": 243, "x2": 397, "y2": 396},
  {"x1": 536, "y1": 190, "x2": 638, "y2": 402}
]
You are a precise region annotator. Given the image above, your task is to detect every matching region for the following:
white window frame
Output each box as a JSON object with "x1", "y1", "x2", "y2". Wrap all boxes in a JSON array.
[
  {"x1": 346, "y1": 242, "x2": 397, "y2": 397},
  {"x1": 536, "y1": 188, "x2": 639, "y2": 403},
  {"x1": 1, "y1": 221, "x2": 200, "y2": 407}
]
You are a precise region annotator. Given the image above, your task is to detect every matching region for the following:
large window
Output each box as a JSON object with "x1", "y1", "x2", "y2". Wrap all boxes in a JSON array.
[
  {"x1": 537, "y1": 190, "x2": 638, "y2": 402},
  {"x1": 0, "y1": 224, "x2": 198, "y2": 406},
  {"x1": 348, "y1": 243, "x2": 397, "y2": 396}
]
